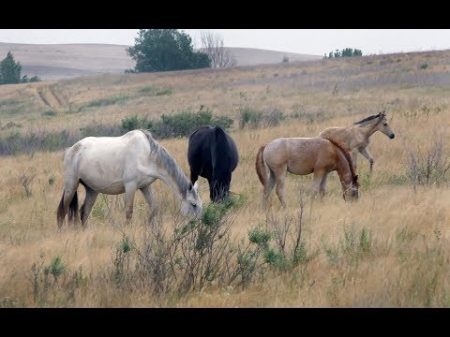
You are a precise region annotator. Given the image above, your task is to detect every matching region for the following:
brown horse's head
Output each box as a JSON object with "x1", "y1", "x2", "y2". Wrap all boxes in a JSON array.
[{"x1": 343, "y1": 174, "x2": 359, "y2": 201}]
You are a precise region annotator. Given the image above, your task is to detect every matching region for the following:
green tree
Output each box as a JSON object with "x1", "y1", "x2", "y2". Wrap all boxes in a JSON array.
[
  {"x1": 0, "y1": 52, "x2": 22, "y2": 84},
  {"x1": 127, "y1": 29, "x2": 211, "y2": 73},
  {"x1": 326, "y1": 48, "x2": 363, "y2": 58}
]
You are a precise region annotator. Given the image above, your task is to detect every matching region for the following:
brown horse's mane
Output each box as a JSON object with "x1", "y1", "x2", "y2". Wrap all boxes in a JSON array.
[{"x1": 326, "y1": 138, "x2": 359, "y2": 186}]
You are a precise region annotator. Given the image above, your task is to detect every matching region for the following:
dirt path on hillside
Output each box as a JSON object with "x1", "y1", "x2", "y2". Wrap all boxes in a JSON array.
[{"x1": 35, "y1": 84, "x2": 67, "y2": 110}]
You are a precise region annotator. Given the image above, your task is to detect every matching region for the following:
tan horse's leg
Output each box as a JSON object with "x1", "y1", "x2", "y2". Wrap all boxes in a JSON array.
[
  {"x1": 124, "y1": 182, "x2": 137, "y2": 223},
  {"x1": 351, "y1": 149, "x2": 359, "y2": 173},
  {"x1": 80, "y1": 187, "x2": 98, "y2": 227},
  {"x1": 140, "y1": 184, "x2": 158, "y2": 223},
  {"x1": 359, "y1": 147, "x2": 374, "y2": 173}
]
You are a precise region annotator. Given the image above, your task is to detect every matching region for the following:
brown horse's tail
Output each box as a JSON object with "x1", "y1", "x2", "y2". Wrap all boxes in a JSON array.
[
  {"x1": 255, "y1": 145, "x2": 268, "y2": 188},
  {"x1": 56, "y1": 190, "x2": 79, "y2": 228}
]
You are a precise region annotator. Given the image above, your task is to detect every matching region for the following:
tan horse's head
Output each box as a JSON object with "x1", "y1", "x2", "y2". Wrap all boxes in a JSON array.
[
  {"x1": 181, "y1": 181, "x2": 203, "y2": 218},
  {"x1": 374, "y1": 111, "x2": 395, "y2": 139}
]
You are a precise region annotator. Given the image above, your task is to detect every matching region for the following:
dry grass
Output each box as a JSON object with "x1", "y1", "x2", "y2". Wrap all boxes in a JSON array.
[{"x1": 0, "y1": 50, "x2": 449, "y2": 307}]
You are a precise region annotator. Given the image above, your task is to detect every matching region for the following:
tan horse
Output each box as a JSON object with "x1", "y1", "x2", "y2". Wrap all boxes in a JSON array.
[
  {"x1": 255, "y1": 137, "x2": 359, "y2": 207},
  {"x1": 319, "y1": 111, "x2": 395, "y2": 173}
]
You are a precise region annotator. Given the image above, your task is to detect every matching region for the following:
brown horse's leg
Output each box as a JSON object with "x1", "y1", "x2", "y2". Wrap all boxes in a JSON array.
[
  {"x1": 312, "y1": 170, "x2": 326, "y2": 199},
  {"x1": 80, "y1": 188, "x2": 98, "y2": 227},
  {"x1": 319, "y1": 172, "x2": 329, "y2": 198},
  {"x1": 263, "y1": 170, "x2": 275, "y2": 206},
  {"x1": 273, "y1": 166, "x2": 287, "y2": 207}
]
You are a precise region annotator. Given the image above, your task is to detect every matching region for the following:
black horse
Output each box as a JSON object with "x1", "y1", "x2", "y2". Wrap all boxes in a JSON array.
[{"x1": 187, "y1": 125, "x2": 239, "y2": 202}]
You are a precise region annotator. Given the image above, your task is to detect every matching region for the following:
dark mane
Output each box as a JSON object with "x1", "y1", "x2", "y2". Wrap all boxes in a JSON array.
[
  {"x1": 326, "y1": 138, "x2": 359, "y2": 186},
  {"x1": 354, "y1": 112, "x2": 384, "y2": 125}
]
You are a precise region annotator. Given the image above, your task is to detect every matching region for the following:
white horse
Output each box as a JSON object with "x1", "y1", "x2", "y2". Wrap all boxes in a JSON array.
[
  {"x1": 57, "y1": 129, "x2": 202, "y2": 228},
  {"x1": 319, "y1": 111, "x2": 395, "y2": 173}
]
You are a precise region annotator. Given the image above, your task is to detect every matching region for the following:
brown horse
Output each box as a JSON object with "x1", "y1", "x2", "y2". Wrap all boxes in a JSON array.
[
  {"x1": 319, "y1": 111, "x2": 395, "y2": 173},
  {"x1": 255, "y1": 137, "x2": 359, "y2": 207}
]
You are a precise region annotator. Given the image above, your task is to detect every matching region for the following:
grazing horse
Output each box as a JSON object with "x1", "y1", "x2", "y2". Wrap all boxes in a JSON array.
[
  {"x1": 187, "y1": 125, "x2": 239, "y2": 202},
  {"x1": 57, "y1": 129, "x2": 202, "y2": 228},
  {"x1": 255, "y1": 137, "x2": 359, "y2": 207},
  {"x1": 319, "y1": 111, "x2": 395, "y2": 173}
]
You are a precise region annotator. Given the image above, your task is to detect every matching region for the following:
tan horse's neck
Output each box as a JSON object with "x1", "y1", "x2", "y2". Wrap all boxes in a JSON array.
[{"x1": 353, "y1": 115, "x2": 383, "y2": 138}]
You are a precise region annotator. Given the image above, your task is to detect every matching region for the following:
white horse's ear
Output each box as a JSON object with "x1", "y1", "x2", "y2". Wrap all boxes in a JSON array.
[{"x1": 193, "y1": 181, "x2": 199, "y2": 191}]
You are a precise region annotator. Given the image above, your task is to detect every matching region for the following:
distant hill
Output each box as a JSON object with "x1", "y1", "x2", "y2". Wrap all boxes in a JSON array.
[
  {"x1": 218, "y1": 47, "x2": 322, "y2": 66},
  {"x1": 0, "y1": 43, "x2": 321, "y2": 80}
]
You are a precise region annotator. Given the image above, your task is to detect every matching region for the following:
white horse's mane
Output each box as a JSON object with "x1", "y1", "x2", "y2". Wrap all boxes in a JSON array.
[{"x1": 140, "y1": 129, "x2": 191, "y2": 196}]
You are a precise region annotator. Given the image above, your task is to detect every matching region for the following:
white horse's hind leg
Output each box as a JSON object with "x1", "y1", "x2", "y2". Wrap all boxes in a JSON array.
[
  {"x1": 124, "y1": 182, "x2": 138, "y2": 223},
  {"x1": 80, "y1": 187, "x2": 98, "y2": 227},
  {"x1": 140, "y1": 184, "x2": 158, "y2": 223}
]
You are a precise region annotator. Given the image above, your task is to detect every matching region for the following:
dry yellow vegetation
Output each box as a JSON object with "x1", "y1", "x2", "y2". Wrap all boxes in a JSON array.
[{"x1": 0, "y1": 50, "x2": 449, "y2": 307}]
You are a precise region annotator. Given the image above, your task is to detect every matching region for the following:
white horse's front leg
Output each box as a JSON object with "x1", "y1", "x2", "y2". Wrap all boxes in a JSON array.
[
  {"x1": 140, "y1": 184, "x2": 158, "y2": 223},
  {"x1": 124, "y1": 182, "x2": 138, "y2": 223},
  {"x1": 359, "y1": 147, "x2": 374, "y2": 173}
]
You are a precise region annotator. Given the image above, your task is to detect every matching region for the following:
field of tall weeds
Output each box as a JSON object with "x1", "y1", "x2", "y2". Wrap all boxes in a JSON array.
[{"x1": 0, "y1": 50, "x2": 449, "y2": 307}]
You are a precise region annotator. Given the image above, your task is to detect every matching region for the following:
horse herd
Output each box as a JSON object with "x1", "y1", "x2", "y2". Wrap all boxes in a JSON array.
[{"x1": 56, "y1": 111, "x2": 395, "y2": 228}]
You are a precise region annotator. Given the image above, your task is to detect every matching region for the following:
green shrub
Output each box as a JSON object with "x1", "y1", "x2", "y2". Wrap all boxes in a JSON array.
[{"x1": 42, "y1": 110, "x2": 56, "y2": 117}]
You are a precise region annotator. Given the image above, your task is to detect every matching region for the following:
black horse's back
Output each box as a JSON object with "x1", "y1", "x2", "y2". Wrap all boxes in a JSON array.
[{"x1": 187, "y1": 125, "x2": 239, "y2": 202}]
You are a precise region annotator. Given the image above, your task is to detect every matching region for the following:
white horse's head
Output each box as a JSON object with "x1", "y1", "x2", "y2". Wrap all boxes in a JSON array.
[{"x1": 181, "y1": 181, "x2": 203, "y2": 218}]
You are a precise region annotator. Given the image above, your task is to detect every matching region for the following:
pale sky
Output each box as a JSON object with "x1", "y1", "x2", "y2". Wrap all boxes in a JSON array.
[{"x1": 0, "y1": 29, "x2": 449, "y2": 56}]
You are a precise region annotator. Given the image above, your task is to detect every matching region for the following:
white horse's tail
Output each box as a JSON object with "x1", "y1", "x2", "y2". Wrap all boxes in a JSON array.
[{"x1": 57, "y1": 189, "x2": 79, "y2": 228}]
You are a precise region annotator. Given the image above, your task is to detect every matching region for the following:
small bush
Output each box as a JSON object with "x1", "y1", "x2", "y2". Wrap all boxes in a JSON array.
[
  {"x1": 239, "y1": 107, "x2": 263, "y2": 129},
  {"x1": 121, "y1": 115, "x2": 152, "y2": 132},
  {"x1": 44, "y1": 256, "x2": 66, "y2": 282},
  {"x1": 405, "y1": 137, "x2": 450, "y2": 187},
  {"x1": 239, "y1": 107, "x2": 285, "y2": 129},
  {"x1": 42, "y1": 110, "x2": 56, "y2": 117}
]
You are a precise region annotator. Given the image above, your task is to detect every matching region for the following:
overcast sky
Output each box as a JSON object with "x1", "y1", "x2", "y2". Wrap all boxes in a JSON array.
[{"x1": 0, "y1": 29, "x2": 449, "y2": 56}]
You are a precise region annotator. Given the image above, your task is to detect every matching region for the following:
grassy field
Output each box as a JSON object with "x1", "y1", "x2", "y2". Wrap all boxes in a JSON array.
[{"x1": 0, "y1": 50, "x2": 449, "y2": 307}]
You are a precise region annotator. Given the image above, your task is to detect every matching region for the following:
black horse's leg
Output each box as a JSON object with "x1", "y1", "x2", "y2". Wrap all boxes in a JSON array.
[{"x1": 190, "y1": 171, "x2": 199, "y2": 185}]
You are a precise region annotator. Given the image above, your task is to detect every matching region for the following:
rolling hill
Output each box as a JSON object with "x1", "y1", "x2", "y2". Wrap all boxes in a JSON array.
[{"x1": 0, "y1": 42, "x2": 321, "y2": 80}]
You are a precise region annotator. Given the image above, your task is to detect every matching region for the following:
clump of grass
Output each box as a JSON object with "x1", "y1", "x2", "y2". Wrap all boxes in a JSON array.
[
  {"x1": 42, "y1": 110, "x2": 57, "y2": 117},
  {"x1": 81, "y1": 94, "x2": 131, "y2": 110},
  {"x1": 138, "y1": 86, "x2": 172, "y2": 96}
]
